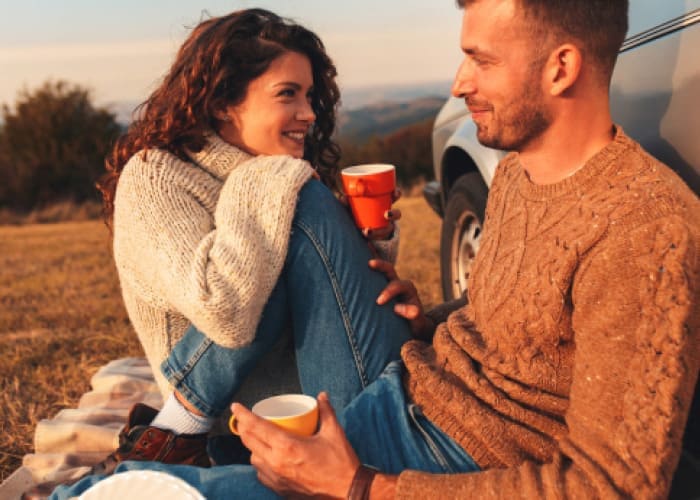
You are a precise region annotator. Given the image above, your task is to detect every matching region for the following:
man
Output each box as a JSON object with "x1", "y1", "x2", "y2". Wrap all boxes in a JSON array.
[{"x1": 52, "y1": 0, "x2": 698, "y2": 498}]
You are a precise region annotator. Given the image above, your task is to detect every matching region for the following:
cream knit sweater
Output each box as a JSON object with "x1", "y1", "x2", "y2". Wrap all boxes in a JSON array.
[{"x1": 112, "y1": 133, "x2": 397, "y2": 397}]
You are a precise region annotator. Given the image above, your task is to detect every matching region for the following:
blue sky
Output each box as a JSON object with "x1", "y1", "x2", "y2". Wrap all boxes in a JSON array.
[{"x1": 0, "y1": 0, "x2": 464, "y2": 110}]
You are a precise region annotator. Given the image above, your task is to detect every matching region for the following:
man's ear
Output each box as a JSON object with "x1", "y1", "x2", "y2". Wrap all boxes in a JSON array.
[{"x1": 544, "y1": 43, "x2": 582, "y2": 96}]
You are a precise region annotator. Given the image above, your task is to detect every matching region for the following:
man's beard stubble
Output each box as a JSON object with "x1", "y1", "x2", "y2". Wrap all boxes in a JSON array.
[{"x1": 474, "y1": 82, "x2": 551, "y2": 152}]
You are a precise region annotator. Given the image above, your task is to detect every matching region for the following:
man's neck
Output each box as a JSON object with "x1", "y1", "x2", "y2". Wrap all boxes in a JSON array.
[{"x1": 518, "y1": 106, "x2": 615, "y2": 185}]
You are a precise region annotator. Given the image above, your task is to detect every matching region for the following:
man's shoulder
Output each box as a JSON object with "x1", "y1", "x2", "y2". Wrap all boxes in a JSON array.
[{"x1": 598, "y1": 133, "x2": 699, "y2": 229}]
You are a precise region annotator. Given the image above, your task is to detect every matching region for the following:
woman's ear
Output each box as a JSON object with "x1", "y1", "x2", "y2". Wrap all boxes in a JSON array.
[
  {"x1": 544, "y1": 43, "x2": 582, "y2": 96},
  {"x1": 213, "y1": 109, "x2": 231, "y2": 122}
]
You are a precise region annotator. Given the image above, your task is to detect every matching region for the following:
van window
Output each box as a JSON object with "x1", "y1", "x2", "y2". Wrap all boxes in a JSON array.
[{"x1": 628, "y1": 0, "x2": 700, "y2": 38}]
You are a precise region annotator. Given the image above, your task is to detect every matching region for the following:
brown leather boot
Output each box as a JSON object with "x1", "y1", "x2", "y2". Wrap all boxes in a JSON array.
[{"x1": 22, "y1": 403, "x2": 211, "y2": 499}]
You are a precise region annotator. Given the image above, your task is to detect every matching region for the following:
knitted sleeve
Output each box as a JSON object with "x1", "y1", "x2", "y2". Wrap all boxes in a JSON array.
[
  {"x1": 114, "y1": 152, "x2": 314, "y2": 349},
  {"x1": 396, "y1": 215, "x2": 699, "y2": 499},
  {"x1": 370, "y1": 224, "x2": 400, "y2": 264}
]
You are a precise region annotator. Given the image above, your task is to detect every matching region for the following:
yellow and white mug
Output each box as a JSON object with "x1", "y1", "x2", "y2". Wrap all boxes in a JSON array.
[{"x1": 229, "y1": 394, "x2": 319, "y2": 437}]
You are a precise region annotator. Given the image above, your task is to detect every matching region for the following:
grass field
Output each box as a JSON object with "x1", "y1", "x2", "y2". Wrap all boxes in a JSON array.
[{"x1": 0, "y1": 195, "x2": 442, "y2": 481}]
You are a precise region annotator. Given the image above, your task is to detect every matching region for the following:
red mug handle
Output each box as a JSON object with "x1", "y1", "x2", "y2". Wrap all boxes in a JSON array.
[{"x1": 347, "y1": 178, "x2": 366, "y2": 196}]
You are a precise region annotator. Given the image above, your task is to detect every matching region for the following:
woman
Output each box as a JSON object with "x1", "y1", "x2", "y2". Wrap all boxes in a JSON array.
[{"x1": 28, "y1": 8, "x2": 412, "y2": 499}]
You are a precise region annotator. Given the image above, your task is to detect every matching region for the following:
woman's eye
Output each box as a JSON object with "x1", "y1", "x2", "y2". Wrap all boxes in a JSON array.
[{"x1": 278, "y1": 88, "x2": 295, "y2": 98}]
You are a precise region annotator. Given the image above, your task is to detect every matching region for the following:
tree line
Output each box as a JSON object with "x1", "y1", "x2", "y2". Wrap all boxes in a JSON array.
[
  {"x1": 0, "y1": 81, "x2": 121, "y2": 212},
  {"x1": 340, "y1": 119, "x2": 434, "y2": 188},
  {"x1": 0, "y1": 80, "x2": 433, "y2": 218}
]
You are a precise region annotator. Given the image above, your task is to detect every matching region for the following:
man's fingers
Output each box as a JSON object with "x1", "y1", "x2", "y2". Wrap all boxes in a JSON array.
[
  {"x1": 253, "y1": 464, "x2": 282, "y2": 492},
  {"x1": 376, "y1": 281, "x2": 402, "y2": 305},
  {"x1": 394, "y1": 303, "x2": 422, "y2": 320},
  {"x1": 232, "y1": 403, "x2": 278, "y2": 453},
  {"x1": 317, "y1": 392, "x2": 341, "y2": 435},
  {"x1": 377, "y1": 280, "x2": 414, "y2": 305},
  {"x1": 368, "y1": 259, "x2": 398, "y2": 280}
]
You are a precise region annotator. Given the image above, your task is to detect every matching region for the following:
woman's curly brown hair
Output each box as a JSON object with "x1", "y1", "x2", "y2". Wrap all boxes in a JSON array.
[{"x1": 98, "y1": 8, "x2": 341, "y2": 226}]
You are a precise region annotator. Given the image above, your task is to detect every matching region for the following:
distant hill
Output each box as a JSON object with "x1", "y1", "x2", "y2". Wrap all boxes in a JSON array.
[
  {"x1": 340, "y1": 117, "x2": 434, "y2": 186},
  {"x1": 337, "y1": 96, "x2": 445, "y2": 143},
  {"x1": 339, "y1": 80, "x2": 451, "y2": 110},
  {"x1": 107, "y1": 80, "x2": 451, "y2": 127}
]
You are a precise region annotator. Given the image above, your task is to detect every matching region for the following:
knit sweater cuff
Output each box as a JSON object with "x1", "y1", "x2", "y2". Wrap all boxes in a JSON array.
[
  {"x1": 425, "y1": 296, "x2": 468, "y2": 326},
  {"x1": 371, "y1": 223, "x2": 400, "y2": 264},
  {"x1": 396, "y1": 471, "x2": 465, "y2": 500}
]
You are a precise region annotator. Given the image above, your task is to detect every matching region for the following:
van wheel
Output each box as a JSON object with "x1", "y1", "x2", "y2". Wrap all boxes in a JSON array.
[{"x1": 440, "y1": 172, "x2": 488, "y2": 301}]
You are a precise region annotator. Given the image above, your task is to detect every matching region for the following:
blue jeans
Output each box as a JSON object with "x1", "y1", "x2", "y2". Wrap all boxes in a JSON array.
[
  {"x1": 51, "y1": 181, "x2": 479, "y2": 499},
  {"x1": 53, "y1": 363, "x2": 479, "y2": 500},
  {"x1": 161, "y1": 179, "x2": 412, "y2": 413}
]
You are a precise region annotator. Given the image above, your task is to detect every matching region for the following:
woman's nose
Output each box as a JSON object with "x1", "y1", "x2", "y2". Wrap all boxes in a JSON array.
[{"x1": 297, "y1": 100, "x2": 316, "y2": 123}]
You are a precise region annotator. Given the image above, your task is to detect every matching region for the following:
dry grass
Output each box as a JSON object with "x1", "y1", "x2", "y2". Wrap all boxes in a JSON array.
[
  {"x1": 0, "y1": 200, "x2": 103, "y2": 226},
  {"x1": 0, "y1": 222, "x2": 141, "y2": 480},
  {"x1": 0, "y1": 195, "x2": 442, "y2": 481}
]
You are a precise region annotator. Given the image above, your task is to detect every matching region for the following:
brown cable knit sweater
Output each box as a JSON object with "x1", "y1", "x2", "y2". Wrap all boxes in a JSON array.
[{"x1": 398, "y1": 129, "x2": 699, "y2": 499}]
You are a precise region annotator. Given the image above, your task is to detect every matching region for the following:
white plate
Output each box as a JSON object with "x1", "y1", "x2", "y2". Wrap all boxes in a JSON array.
[{"x1": 77, "y1": 470, "x2": 205, "y2": 500}]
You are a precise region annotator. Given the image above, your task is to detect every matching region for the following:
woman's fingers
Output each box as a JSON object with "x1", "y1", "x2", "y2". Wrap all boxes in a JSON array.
[
  {"x1": 385, "y1": 208, "x2": 401, "y2": 222},
  {"x1": 364, "y1": 223, "x2": 394, "y2": 241}
]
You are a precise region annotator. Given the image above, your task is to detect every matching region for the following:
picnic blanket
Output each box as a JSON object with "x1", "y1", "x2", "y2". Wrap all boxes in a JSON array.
[
  {"x1": 1, "y1": 332, "x2": 298, "y2": 499},
  {"x1": 0, "y1": 358, "x2": 163, "y2": 499}
]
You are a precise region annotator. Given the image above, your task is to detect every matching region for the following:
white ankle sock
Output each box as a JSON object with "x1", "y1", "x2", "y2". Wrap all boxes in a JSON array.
[{"x1": 150, "y1": 393, "x2": 215, "y2": 435}]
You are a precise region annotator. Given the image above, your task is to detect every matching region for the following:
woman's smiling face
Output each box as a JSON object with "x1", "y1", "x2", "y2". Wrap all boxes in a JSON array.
[{"x1": 217, "y1": 50, "x2": 316, "y2": 158}]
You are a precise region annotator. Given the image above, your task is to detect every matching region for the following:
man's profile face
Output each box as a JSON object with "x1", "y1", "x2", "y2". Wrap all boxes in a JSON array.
[{"x1": 451, "y1": 0, "x2": 551, "y2": 152}]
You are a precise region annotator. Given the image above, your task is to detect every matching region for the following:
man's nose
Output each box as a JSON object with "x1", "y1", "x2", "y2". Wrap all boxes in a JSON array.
[{"x1": 452, "y1": 59, "x2": 476, "y2": 98}]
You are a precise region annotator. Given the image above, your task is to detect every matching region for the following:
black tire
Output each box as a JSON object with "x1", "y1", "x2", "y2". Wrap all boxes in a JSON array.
[{"x1": 440, "y1": 172, "x2": 488, "y2": 301}]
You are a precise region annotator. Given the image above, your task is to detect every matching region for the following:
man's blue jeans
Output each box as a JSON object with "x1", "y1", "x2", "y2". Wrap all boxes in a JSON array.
[{"x1": 51, "y1": 181, "x2": 478, "y2": 499}]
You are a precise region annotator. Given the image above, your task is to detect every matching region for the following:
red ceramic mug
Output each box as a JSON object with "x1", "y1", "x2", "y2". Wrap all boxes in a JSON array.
[{"x1": 340, "y1": 164, "x2": 396, "y2": 230}]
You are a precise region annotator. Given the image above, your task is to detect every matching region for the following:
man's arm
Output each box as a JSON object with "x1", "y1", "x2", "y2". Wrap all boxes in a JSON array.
[
  {"x1": 395, "y1": 216, "x2": 699, "y2": 499},
  {"x1": 235, "y1": 216, "x2": 697, "y2": 499}
]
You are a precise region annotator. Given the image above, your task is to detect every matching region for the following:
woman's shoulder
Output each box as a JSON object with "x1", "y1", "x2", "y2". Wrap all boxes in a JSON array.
[
  {"x1": 121, "y1": 148, "x2": 188, "y2": 180},
  {"x1": 117, "y1": 147, "x2": 223, "y2": 211}
]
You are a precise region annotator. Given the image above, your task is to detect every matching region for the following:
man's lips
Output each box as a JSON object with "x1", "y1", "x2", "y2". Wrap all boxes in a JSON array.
[{"x1": 467, "y1": 102, "x2": 491, "y2": 115}]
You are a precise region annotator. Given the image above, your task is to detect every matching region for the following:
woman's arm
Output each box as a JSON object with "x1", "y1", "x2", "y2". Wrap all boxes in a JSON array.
[{"x1": 114, "y1": 151, "x2": 315, "y2": 348}]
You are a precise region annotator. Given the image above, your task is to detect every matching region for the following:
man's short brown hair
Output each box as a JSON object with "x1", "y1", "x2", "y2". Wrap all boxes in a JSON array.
[{"x1": 457, "y1": 0, "x2": 629, "y2": 83}]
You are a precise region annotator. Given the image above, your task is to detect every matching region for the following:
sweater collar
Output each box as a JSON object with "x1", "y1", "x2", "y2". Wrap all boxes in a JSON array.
[
  {"x1": 186, "y1": 131, "x2": 252, "y2": 180},
  {"x1": 516, "y1": 126, "x2": 632, "y2": 201}
]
